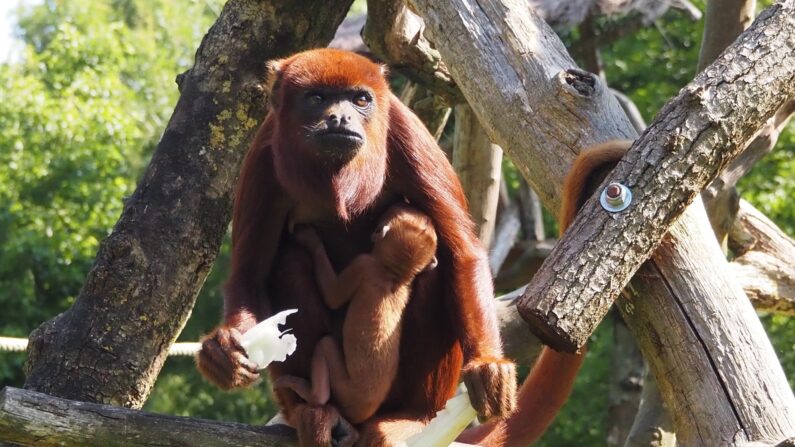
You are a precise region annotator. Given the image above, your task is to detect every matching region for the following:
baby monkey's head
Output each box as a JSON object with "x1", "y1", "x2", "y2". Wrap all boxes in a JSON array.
[{"x1": 372, "y1": 204, "x2": 438, "y2": 279}]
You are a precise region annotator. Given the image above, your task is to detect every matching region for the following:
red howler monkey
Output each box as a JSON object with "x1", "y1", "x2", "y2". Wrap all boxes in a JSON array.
[
  {"x1": 457, "y1": 140, "x2": 633, "y2": 446},
  {"x1": 196, "y1": 48, "x2": 517, "y2": 446},
  {"x1": 273, "y1": 204, "x2": 438, "y2": 427}
]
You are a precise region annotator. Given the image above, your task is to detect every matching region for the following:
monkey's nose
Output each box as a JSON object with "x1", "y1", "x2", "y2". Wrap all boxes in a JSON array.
[{"x1": 327, "y1": 113, "x2": 351, "y2": 128}]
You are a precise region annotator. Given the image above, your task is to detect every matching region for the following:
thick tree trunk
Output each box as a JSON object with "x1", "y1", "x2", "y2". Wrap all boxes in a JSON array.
[
  {"x1": 409, "y1": 0, "x2": 795, "y2": 443},
  {"x1": 23, "y1": 0, "x2": 353, "y2": 408},
  {"x1": 618, "y1": 199, "x2": 795, "y2": 445}
]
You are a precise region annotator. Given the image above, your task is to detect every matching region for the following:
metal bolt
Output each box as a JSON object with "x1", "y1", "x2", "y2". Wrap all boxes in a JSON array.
[{"x1": 600, "y1": 182, "x2": 632, "y2": 212}]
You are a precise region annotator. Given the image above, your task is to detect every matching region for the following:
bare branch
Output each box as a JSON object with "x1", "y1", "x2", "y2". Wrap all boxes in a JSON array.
[
  {"x1": 363, "y1": 0, "x2": 462, "y2": 102},
  {"x1": 489, "y1": 180, "x2": 522, "y2": 275},
  {"x1": 0, "y1": 387, "x2": 296, "y2": 447},
  {"x1": 516, "y1": 180, "x2": 545, "y2": 241},
  {"x1": 453, "y1": 105, "x2": 503, "y2": 247},
  {"x1": 400, "y1": 82, "x2": 452, "y2": 140},
  {"x1": 729, "y1": 200, "x2": 795, "y2": 315}
]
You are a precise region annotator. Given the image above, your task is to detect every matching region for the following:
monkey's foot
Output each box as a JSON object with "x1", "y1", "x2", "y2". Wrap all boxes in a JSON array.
[{"x1": 463, "y1": 357, "x2": 518, "y2": 420}]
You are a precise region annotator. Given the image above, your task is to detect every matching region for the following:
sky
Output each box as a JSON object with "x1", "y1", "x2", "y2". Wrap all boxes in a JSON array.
[{"x1": 0, "y1": 0, "x2": 36, "y2": 62}]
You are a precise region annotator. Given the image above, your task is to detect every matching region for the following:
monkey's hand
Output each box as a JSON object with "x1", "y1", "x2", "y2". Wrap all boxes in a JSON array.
[
  {"x1": 294, "y1": 226, "x2": 324, "y2": 252},
  {"x1": 463, "y1": 357, "x2": 517, "y2": 420},
  {"x1": 196, "y1": 326, "x2": 260, "y2": 390},
  {"x1": 295, "y1": 403, "x2": 358, "y2": 447}
]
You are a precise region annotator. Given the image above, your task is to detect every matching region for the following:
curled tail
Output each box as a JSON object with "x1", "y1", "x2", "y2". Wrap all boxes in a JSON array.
[{"x1": 559, "y1": 140, "x2": 632, "y2": 233}]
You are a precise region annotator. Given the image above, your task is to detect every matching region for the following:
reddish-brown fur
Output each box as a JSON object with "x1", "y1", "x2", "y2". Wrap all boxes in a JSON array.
[
  {"x1": 458, "y1": 140, "x2": 633, "y2": 446},
  {"x1": 196, "y1": 49, "x2": 516, "y2": 446},
  {"x1": 274, "y1": 204, "x2": 439, "y2": 425}
]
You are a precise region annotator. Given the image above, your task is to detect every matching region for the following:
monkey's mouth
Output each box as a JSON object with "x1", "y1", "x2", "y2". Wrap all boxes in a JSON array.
[{"x1": 316, "y1": 128, "x2": 364, "y2": 143}]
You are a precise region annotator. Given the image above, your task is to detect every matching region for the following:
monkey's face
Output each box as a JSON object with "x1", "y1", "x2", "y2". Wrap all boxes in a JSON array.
[{"x1": 293, "y1": 87, "x2": 376, "y2": 163}]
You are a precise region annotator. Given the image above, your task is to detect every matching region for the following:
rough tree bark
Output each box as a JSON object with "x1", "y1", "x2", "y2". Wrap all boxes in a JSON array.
[
  {"x1": 0, "y1": 387, "x2": 295, "y2": 447},
  {"x1": 703, "y1": 97, "x2": 795, "y2": 246},
  {"x1": 362, "y1": 0, "x2": 462, "y2": 103},
  {"x1": 23, "y1": 0, "x2": 353, "y2": 408},
  {"x1": 452, "y1": 105, "x2": 503, "y2": 247},
  {"x1": 517, "y1": 1, "x2": 795, "y2": 352},
  {"x1": 409, "y1": 0, "x2": 795, "y2": 444}
]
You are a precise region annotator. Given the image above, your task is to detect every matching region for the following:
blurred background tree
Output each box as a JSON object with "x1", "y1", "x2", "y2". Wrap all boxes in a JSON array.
[{"x1": 0, "y1": 0, "x2": 792, "y2": 444}]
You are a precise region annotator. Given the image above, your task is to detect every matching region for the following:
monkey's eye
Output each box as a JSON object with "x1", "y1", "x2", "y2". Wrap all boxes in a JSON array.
[
  {"x1": 353, "y1": 92, "x2": 372, "y2": 108},
  {"x1": 306, "y1": 92, "x2": 324, "y2": 104}
]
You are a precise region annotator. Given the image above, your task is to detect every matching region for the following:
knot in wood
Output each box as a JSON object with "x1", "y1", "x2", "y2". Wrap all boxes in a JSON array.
[{"x1": 562, "y1": 68, "x2": 596, "y2": 97}]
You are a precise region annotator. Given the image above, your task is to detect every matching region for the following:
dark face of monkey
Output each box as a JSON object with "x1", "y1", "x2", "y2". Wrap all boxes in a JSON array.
[
  {"x1": 267, "y1": 49, "x2": 391, "y2": 220},
  {"x1": 294, "y1": 87, "x2": 375, "y2": 162}
]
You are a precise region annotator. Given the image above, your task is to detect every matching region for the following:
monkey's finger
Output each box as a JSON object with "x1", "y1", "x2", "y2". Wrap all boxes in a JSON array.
[
  {"x1": 233, "y1": 364, "x2": 260, "y2": 388},
  {"x1": 227, "y1": 327, "x2": 248, "y2": 354},
  {"x1": 197, "y1": 347, "x2": 234, "y2": 390},
  {"x1": 202, "y1": 338, "x2": 237, "y2": 378},
  {"x1": 484, "y1": 363, "x2": 505, "y2": 417},
  {"x1": 463, "y1": 368, "x2": 489, "y2": 416},
  {"x1": 231, "y1": 349, "x2": 260, "y2": 374},
  {"x1": 502, "y1": 363, "x2": 518, "y2": 414}
]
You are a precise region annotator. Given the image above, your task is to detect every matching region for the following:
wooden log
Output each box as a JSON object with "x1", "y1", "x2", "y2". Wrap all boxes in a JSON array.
[
  {"x1": 516, "y1": 0, "x2": 795, "y2": 351},
  {"x1": 0, "y1": 387, "x2": 296, "y2": 447},
  {"x1": 618, "y1": 199, "x2": 795, "y2": 444}
]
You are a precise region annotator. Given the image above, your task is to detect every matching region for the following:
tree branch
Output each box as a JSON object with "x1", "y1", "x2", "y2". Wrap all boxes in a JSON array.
[
  {"x1": 453, "y1": 105, "x2": 503, "y2": 247},
  {"x1": 729, "y1": 199, "x2": 795, "y2": 315},
  {"x1": 518, "y1": 1, "x2": 795, "y2": 352},
  {"x1": 362, "y1": 0, "x2": 462, "y2": 103},
  {"x1": 0, "y1": 387, "x2": 296, "y2": 447}
]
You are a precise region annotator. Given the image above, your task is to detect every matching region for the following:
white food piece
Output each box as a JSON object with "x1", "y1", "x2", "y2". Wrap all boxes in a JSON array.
[
  {"x1": 240, "y1": 309, "x2": 299, "y2": 370},
  {"x1": 401, "y1": 391, "x2": 478, "y2": 447}
]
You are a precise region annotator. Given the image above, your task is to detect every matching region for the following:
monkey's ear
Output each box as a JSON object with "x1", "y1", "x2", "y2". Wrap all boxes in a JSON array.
[{"x1": 266, "y1": 58, "x2": 286, "y2": 106}]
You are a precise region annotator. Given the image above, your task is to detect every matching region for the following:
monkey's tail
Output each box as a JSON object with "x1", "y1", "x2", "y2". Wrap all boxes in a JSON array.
[{"x1": 559, "y1": 140, "x2": 632, "y2": 233}]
